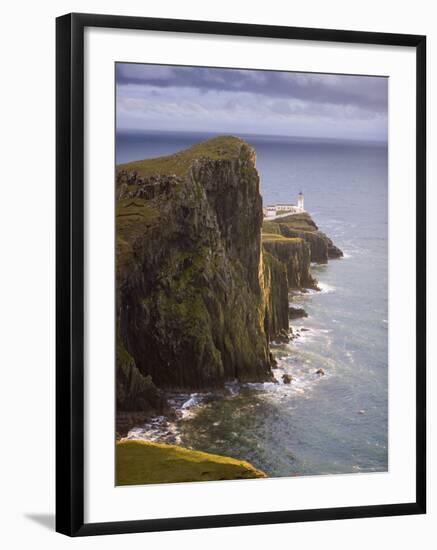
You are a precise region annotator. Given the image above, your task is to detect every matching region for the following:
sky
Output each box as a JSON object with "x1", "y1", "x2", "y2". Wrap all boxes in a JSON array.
[{"x1": 116, "y1": 63, "x2": 388, "y2": 142}]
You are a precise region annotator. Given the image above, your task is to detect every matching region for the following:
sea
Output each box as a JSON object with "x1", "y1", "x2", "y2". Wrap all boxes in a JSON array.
[{"x1": 117, "y1": 130, "x2": 388, "y2": 478}]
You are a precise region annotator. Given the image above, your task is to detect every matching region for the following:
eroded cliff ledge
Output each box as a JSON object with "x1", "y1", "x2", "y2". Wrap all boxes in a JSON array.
[
  {"x1": 263, "y1": 213, "x2": 343, "y2": 264},
  {"x1": 115, "y1": 136, "x2": 342, "y2": 412}
]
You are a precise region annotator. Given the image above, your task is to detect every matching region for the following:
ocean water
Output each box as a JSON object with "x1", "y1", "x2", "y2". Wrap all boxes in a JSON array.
[{"x1": 118, "y1": 130, "x2": 388, "y2": 477}]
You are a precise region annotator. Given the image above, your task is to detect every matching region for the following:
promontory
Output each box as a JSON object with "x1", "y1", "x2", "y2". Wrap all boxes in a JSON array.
[{"x1": 115, "y1": 136, "x2": 343, "y2": 422}]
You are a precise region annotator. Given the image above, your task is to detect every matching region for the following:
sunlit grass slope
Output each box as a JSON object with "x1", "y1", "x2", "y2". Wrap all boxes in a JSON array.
[{"x1": 116, "y1": 440, "x2": 266, "y2": 485}]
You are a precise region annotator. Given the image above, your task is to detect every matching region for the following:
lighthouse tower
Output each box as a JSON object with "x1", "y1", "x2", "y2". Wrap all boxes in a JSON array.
[{"x1": 298, "y1": 191, "x2": 304, "y2": 211}]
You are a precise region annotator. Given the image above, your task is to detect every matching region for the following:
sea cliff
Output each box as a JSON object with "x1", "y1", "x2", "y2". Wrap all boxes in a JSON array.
[{"x1": 115, "y1": 136, "x2": 342, "y2": 414}]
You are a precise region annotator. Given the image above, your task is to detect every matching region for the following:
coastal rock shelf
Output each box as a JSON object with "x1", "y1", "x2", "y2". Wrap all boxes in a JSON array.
[{"x1": 115, "y1": 136, "x2": 343, "y2": 415}]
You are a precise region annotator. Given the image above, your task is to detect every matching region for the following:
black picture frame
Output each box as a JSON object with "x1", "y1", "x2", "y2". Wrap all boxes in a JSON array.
[{"x1": 56, "y1": 12, "x2": 426, "y2": 537}]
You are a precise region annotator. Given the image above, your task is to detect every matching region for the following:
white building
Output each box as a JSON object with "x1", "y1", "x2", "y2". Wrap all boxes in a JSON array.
[{"x1": 263, "y1": 192, "x2": 305, "y2": 219}]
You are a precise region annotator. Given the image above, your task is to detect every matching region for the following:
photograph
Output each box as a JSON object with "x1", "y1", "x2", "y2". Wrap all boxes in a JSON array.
[
  {"x1": 115, "y1": 62, "x2": 389, "y2": 486},
  {"x1": 0, "y1": 1, "x2": 430, "y2": 545}
]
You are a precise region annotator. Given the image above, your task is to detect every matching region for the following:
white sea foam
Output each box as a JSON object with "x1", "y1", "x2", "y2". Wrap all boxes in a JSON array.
[
  {"x1": 292, "y1": 325, "x2": 333, "y2": 349},
  {"x1": 125, "y1": 390, "x2": 220, "y2": 444},
  {"x1": 126, "y1": 415, "x2": 182, "y2": 445},
  {"x1": 267, "y1": 346, "x2": 334, "y2": 403},
  {"x1": 317, "y1": 282, "x2": 335, "y2": 294},
  {"x1": 181, "y1": 394, "x2": 200, "y2": 409}
]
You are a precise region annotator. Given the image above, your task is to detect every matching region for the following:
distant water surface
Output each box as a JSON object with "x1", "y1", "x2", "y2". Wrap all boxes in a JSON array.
[{"x1": 118, "y1": 130, "x2": 388, "y2": 478}]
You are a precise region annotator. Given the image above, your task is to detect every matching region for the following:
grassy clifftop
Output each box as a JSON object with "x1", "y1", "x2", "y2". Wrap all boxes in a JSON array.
[
  {"x1": 264, "y1": 212, "x2": 319, "y2": 233},
  {"x1": 117, "y1": 135, "x2": 252, "y2": 178},
  {"x1": 116, "y1": 440, "x2": 266, "y2": 485},
  {"x1": 262, "y1": 233, "x2": 302, "y2": 244}
]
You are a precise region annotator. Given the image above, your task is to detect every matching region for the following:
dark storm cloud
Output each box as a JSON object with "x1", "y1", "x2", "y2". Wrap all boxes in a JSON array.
[
  {"x1": 116, "y1": 64, "x2": 387, "y2": 113},
  {"x1": 116, "y1": 63, "x2": 388, "y2": 140}
]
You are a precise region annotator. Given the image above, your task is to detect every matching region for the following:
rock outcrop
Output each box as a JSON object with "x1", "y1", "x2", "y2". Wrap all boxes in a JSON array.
[
  {"x1": 116, "y1": 335, "x2": 167, "y2": 413},
  {"x1": 116, "y1": 137, "x2": 274, "y2": 392},
  {"x1": 289, "y1": 306, "x2": 308, "y2": 320}
]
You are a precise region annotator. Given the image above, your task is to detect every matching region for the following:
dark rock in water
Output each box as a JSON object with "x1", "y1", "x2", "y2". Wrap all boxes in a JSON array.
[
  {"x1": 289, "y1": 306, "x2": 308, "y2": 319},
  {"x1": 327, "y1": 239, "x2": 343, "y2": 259},
  {"x1": 282, "y1": 373, "x2": 293, "y2": 384},
  {"x1": 276, "y1": 329, "x2": 291, "y2": 343},
  {"x1": 116, "y1": 411, "x2": 160, "y2": 439},
  {"x1": 300, "y1": 327, "x2": 310, "y2": 332},
  {"x1": 316, "y1": 368, "x2": 325, "y2": 376}
]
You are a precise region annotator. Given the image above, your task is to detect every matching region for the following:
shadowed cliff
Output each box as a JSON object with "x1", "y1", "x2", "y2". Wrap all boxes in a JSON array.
[{"x1": 116, "y1": 136, "x2": 274, "y2": 404}]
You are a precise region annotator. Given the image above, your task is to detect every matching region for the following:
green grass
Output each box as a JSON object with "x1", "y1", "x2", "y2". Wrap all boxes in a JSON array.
[
  {"x1": 116, "y1": 198, "x2": 159, "y2": 245},
  {"x1": 262, "y1": 233, "x2": 301, "y2": 243},
  {"x1": 117, "y1": 135, "x2": 251, "y2": 178},
  {"x1": 116, "y1": 440, "x2": 266, "y2": 485},
  {"x1": 262, "y1": 221, "x2": 282, "y2": 235},
  {"x1": 269, "y1": 213, "x2": 318, "y2": 232},
  {"x1": 116, "y1": 198, "x2": 159, "y2": 276}
]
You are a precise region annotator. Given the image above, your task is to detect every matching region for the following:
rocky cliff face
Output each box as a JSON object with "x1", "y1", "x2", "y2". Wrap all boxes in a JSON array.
[
  {"x1": 116, "y1": 137, "x2": 274, "y2": 394},
  {"x1": 262, "y1": 251, "x2": 289, "y2": 341},
  {"x1": 260, "y1": 231, "x2": 319, "y2": 342},
  {"x1": 262, "y1": 237, "x2": 318, "y2": 290},
  {"x1": 116, "y1": 334, "x2": 167, "y2": 414}
]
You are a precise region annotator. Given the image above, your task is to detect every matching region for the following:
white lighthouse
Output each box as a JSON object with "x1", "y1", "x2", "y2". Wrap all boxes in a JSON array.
[
  {"x1": 263, "y1": 191, "x2": 306, "y2": 219},
  {"x1": 298, "y1": 191, "x2": 304, "y2": 211}
]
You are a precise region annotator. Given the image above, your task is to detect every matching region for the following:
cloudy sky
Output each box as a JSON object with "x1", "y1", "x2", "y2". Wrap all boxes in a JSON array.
[{"x1": 116, "y1": 63, "x2": 388, "y2": 141}]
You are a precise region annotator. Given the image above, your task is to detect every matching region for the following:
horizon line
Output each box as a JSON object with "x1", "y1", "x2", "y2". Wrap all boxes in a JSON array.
[{"x1": 115, "y1": 127, "x2": 388, "y2": 145}]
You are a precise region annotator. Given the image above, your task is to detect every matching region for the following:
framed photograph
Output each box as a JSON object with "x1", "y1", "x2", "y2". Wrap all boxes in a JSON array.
[{"x1": 56, "y1": 13, "x2": 426, "y2": 536}]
